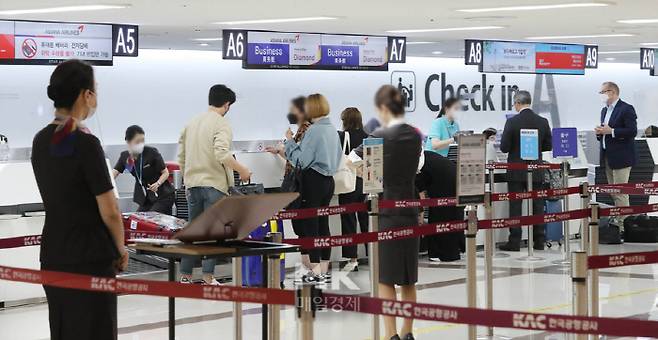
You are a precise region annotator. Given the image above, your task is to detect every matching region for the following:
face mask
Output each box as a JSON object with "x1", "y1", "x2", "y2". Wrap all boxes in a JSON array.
[
  {"x1": 130, "y1": 142, "x2": 145, "y2": 155},
  {"x1": 451, "y1": 110, "x2": 461, "y2": 121},
  {"x1": 600, "y1": 93, "x2": 609, "y2": 105},
  {"x1": 287, "y1": 112, "x2": 298, "y2": 125}
]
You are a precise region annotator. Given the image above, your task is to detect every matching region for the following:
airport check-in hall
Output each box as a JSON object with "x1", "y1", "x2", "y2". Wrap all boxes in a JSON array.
[{"x1": 1, "y1": 1, "x2": 658, "y2": 340}]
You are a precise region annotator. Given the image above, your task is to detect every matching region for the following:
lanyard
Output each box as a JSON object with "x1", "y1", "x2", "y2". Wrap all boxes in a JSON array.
[{"x1": 134, "y1": 155, "x2": 144, "y2": 186}]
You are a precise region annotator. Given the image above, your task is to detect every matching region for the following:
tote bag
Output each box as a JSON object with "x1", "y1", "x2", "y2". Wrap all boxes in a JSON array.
[{"x1": 333, "y1": 131, "x2": 357, "y2": 195}]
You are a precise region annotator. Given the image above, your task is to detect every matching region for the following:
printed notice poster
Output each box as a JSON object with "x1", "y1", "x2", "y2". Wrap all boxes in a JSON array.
[
  {"x1": 456, "y1": 134, "x2": 486, "y2": 205},
  {"x1": 520, "y1": 129, "x2": 539, "y2": 160},
  {"x1": 552, "y1": 127, "x2": 578, "y2": 158},
  {"x1": 362, "y1": 138, "x2": 384, "y2": 194}
]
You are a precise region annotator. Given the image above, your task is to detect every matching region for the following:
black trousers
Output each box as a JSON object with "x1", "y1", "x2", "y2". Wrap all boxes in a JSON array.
[
  {"x1": 508, "y1": 181, "x2": 546, "y2": 245},
  {"x1": 137, "y1": 192, "x2": 175, "y2": 215},
  {"x1": 291, "y1": 219, "x2": 309, "y2": 256},
  {"x1": 300, "y1": 169, "x2": 334, "y2": 263},
  {"x1": 42, "y1": 261, "x2": 117, "y2": 340},
  {"x1": 338, "y1": 177, "x2": 369, "y2": 259}
]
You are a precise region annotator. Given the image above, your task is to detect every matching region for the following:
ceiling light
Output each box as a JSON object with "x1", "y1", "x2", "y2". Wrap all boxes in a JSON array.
[
  {"x1": 0, "y1": 4, "x2": 128, "y2": 15},
  {"x1": 199, "y1": 43, "x2": 210, "y2": 47},
  {"x1": 387, "y1": 26, "x2": 503, "y2": 34},
  {"x1": 604, "y1": 57, "x2": 616, "y2": 61},
  {"x1": 526, "y1": 33, "x2": 634, "y2": 40},
  {"x1": 617, "y1": 18, "x2": 658, "y2": 24},
  {"x1": 213, "y1": 17, "x2": 337, "y2": 25},
  {"x1": 193, "y1": 38, "x2": 222, "y2": 42},
  {"x1": 431, "y1": 51, "x2": 443, "y2": 55},
  {"x1": 457, "y1": 2, "x2": 608, "y2": 13},
  {"x1": 598, "y1": 50, "x2": 637, "y2": 55},
  {"x1": 406, "y1": 41, "x2": 439, "y2": 45},
  {"x1": 640, "y1": 42, "x2": 658, "y2": 46}
]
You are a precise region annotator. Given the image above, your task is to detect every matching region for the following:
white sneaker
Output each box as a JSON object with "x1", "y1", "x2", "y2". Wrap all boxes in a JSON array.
[
  {"x1": 180, "y1": 276, "x2": 193, "y2": 284},
  {"x1": 343, "y1": 261, "x2": 359, "y2": 272},
  {"x1": 203, "y1": 277, "x2": 221, "y2": 286},
  {"x1": 429, "y1": 257, "x2": 441, "y2": 262}
]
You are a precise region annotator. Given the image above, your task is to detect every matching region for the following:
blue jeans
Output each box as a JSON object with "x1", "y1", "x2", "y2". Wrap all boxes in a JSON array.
[{"x1": 180, "y1": 187, "x2": 226, "y2": 276}]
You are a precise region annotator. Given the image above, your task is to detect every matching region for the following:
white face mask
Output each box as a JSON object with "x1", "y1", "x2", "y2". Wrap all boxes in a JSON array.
[
  {"x1": 600, "y1": 93, "x2": 609, "y2": 105},
  {"x1": 130, "y1": 142, "x2": 145, "y2": 155}
]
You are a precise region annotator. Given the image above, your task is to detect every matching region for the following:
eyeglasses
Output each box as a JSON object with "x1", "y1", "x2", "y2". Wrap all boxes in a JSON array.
[{"x1": 598, "y1": 89, "x2": 612, "y2": 94}]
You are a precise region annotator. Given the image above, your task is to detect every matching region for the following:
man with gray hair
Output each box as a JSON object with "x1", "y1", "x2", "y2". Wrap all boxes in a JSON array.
[
  {"x1": 499, "y1": 90, "x2": 552, "y2": 251},
  {"x1": 595, "y1": 81, "x2": 637, "y2": 229}
]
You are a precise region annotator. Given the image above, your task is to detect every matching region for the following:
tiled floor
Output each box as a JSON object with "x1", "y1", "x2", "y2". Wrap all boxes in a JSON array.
[{"x1": 1, "y1": 240, "x2": 657, "y2": 340}]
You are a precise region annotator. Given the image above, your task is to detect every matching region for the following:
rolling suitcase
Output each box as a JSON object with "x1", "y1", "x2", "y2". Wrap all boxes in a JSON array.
[
  {"x1": 624, "y1": 215, "x2": 658, "y2": 243},
  {"x1": 242, "y1": 219, "x2": 286, "y2": 287},
  {"x1": 544, "y1": 200, "x2": 563, "y2": 248}
]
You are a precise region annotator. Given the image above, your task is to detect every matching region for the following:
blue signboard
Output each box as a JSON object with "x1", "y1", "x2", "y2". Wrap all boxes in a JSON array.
[
  {"x1": 552, "y1": 127, "x2": 578, "y2": 158},
  {"x1": 246, "y1": 43, "x2": 289, "y2": 65},
  {"x1": 319, "y1": 45, "x2": 359, "y2": 66},
  {"x1": 520, "y1": 129, "x2": 539, "y2": 161}
]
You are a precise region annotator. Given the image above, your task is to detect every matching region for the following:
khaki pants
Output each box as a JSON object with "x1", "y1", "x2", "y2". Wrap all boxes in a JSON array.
[{"x1": 604, "y1": 158, "x2": 631, "y2": 226}]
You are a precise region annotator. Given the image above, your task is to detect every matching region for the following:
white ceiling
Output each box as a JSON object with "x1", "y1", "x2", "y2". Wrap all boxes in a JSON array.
[{"x1": 1, "y1": 0, "x2": 657, "y2": 63}]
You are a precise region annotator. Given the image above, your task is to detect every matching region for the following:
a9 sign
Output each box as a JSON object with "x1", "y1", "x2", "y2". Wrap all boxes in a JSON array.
[{"x1": 112, "y1": 24, "x2": 139, "y2": 57}]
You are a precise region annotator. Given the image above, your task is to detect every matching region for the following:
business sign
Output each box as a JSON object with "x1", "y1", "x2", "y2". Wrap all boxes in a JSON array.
[
  {"x1": 465, "y1": 39, "x2": 596, "y2": 75},
  {"x1": 552, "y1": 127, "x2": 578, "y2": 159},
  {"x1": 0, "y1": 20, "x2": 138, "y2": 65},
  {"x1": 222, "y1": 29, "x2": 405, "y2": 71},
  {"x1": 112, "y1": 24, "x2": 138, "y2": 57},
  {"x1": 362, "y1": 138, "x2": 384, "y2": 194},
  {"x1": 520, "y1": 129, "x2": 539, "y2": 160},
  {"x1": 456, "y1": 134, "x2": 486, "y2": 206}
]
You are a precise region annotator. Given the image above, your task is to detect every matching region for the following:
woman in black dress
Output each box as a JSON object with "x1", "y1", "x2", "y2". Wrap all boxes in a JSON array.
[
  {"x1": 353, "y1": 85, "x2": 423, "y2": 340},
  {"x1": 113, "y1": 125, "x2": 175, "y2": 214},
  {"x1": 31, "y1": 60, "x2": 127, "y2": 340}
]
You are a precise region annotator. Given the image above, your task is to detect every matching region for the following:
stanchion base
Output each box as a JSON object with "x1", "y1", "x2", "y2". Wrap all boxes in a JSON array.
[
  {"x1": 516, "y1": 255, "x2": 545, "y2": 262},
  {"x1": 551, "y1": 258, "x2": 571, "y2": 266},
  {"x1": 477, "y1": 252, "x2": 511, "y2": 259},
  {"x1": 477, "y1": 335, "x2": 512, "y2": 340}
]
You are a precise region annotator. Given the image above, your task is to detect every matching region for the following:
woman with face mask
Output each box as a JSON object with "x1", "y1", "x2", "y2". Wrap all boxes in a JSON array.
[
  {"x1": 31, "y1": 59, "x2": 127, "y2": 340},
  {"x1": 425, "y1": 97, "x2": 461, "y2": 156},
  {"x1": 112, "y1": 125, "x2": 175, "y2": 214}
]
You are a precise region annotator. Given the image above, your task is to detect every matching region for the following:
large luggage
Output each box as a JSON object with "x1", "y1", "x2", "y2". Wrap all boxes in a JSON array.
[
  {"x1": 544, "y1": 200, "x2": 563, "y2": 247},
  {"x1": 598, "y1": 217, "x2": 623, "y2": 245},
  {"x1": 242, "y1": 219, "x2": 286, "y2": 287},
  {"x1": 624, "y1": 215, "x2": 658, "y2": 243},
  {"x1": 123, "y1": 211, "x2": 185, "y2": 239}
]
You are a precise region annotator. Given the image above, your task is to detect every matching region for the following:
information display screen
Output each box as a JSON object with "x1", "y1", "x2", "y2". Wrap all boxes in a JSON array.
[
  {"x1": 244, "y1": 31, "x2": 389, "y2": 70},
  {"x1": 480, "y1": 40, "x2": 585, "y2": 75},
  {"x1": 0, "y1": 20, "x2": 113, "y2": 65}
]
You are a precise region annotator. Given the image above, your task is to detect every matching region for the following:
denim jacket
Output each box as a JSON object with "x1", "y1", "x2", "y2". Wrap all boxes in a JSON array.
[{"x1": 285, "y1": 117, "x2": 342, "y2": 176}]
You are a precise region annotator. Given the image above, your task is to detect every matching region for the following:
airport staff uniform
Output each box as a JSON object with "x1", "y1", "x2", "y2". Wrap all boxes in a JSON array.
[
  {"x1": 425, "y1": 116, "x2": 459, "y2": 157},
  {"x1": 32, "y1": 124, "x2": 120, "y2": 340},
  {"x1": 114, "y1": 146, "x2": 175, "y2": 214},
  {"x1": 354, "y1": 118, "x2": 423, "y2": 285}
]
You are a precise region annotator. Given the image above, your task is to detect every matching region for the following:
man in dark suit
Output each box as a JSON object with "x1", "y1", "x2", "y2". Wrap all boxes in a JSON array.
[
  {"x1": 499, "y1": 90, "x2": 552, "y2": 251},
  {"x1": 595, "y1": 81, "x2": 637, "y2": 226}
]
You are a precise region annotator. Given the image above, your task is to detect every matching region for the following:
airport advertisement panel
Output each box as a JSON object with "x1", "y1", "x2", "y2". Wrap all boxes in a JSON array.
[{"x1": 480, "y1": 40, "x2": 586, "y2": 75}]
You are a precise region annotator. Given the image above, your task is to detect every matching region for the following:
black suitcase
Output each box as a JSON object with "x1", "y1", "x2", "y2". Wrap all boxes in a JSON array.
[
  {"x1": 598, "y1": 217, "x2": 623, "y2": 245},
  {"x1": 624, "y1": 215, "x2": 658, "y2": 243}
]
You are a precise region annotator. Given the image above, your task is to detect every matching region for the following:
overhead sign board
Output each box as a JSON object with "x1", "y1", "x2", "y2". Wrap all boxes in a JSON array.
[
  {"x1": 640, "y1": 48, "x2": 654, "y2": 70},
  {"x1": 222, "y1": 29, "x2": 406, "y2": 71},
  {"x1": 456, "y1": 134, "x2": 486, "y2": 206}
]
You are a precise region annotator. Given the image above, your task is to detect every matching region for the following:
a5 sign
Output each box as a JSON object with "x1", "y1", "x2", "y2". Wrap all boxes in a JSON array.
[{"x1": 112, "y1": 24, "x2": 139, "y2": 57}]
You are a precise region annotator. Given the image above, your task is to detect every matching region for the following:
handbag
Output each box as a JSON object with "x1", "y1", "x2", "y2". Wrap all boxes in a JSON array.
[
  {"x1": 333, "y1": 131, "x2": 357, "y2": 195},
  {"x1": 281, "y1": 161, "x2": 304, "y2": 209}
]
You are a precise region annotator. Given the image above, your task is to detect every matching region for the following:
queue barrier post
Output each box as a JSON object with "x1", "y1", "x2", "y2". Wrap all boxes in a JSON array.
[
  {"x1": 571, "y1": 251, "x2": 588, "y2": 340},
  {"x1": 367, "y1": 193, "x2": 380, "y2": 340},
  {"x1": 588, "y1": 203, "x2": 600, "y2": 320},
  {"x1": 553, "y1": 161, "x2": 572, "y2": 266},
  {"x1": 466, "y1": 205, "x2": 478, "y2": 340},
  {"x1": 519, "y1": 170, "x2": 543, "y2": 262},
  {"x1": 580, "y1": 182, "x2": 591, "y2": 254},
  {"x1": 296, "y1": 284, "x2": 318, "y2": 340},
  {"x1": 483, "y1": 192, "x2": 495, "y2": 338},
  {"x1": 267, "y1": 232, "x2": 283, "y2": 340},
  {"x1": 232, "y1": 257, "x2": 243, "y2": 340}
]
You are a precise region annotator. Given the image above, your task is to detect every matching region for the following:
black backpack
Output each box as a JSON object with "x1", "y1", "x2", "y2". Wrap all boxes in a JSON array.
[{"x1": 624, "y1": 215, "x2": 658, "y2": 243}]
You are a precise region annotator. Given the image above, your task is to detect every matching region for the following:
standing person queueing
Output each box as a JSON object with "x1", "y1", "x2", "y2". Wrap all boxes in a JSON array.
[
  {"x1": 177, "y1": 84, "x2": 251, "y2": 285},
  {"x1": 32, "y1": 59, "x2": 127, "y2": 340},
  {"x1": 284, "y1": 94, "x2": 342, "y2": 283},
  {"x1": 337, "y1": 107, "x2": 369, "y2": 272},
  {"x1": 499, "y1": 90, "x2": 552, "y2": 251},
  {"x1": 113, "y1": 125, "x2": 175, "y2": 214},
  {"x1": 425, "y1": 97, "x2": 461, "y2": 156},
  {"x1": 595, "y1": 81, "x2": 637, "y2": 228},
  {"x1": 266, "y1": 96, "x2": 314, "y2": 271},
  {"x1": 350, "y1": 85, "x2": 424, "y2": 340}
]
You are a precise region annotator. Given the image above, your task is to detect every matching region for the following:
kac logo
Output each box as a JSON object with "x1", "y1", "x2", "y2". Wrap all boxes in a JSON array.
[{"x1": 391, "y1": 71, "x2": 416, "y2": 112}]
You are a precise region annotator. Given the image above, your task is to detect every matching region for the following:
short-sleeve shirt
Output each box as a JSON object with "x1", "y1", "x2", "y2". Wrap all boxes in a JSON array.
[
  {"x1": 114, "y1": 146, "x2": 174, "y2": 206},
  {"x1": 31, "y1": 124, "x2": 120, "y2": 265},
  {"x1": 424, "y1": 117, "x2": 460, "y2": 157}
]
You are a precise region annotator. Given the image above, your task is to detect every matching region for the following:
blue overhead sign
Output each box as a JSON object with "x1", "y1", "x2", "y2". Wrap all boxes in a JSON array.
[{"x1": 552, "y1": 127, "x2": 578, "y2": 159}]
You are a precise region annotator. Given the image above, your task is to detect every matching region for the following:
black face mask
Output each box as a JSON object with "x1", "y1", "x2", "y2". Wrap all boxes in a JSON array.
[{"x1": 287, "y1": 112, "x2": 298, "y2": 125}]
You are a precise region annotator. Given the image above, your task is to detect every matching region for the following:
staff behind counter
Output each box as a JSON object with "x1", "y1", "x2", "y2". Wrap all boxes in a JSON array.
[{"x1": 112, "y1": 125, "x2": 175, "y2": 214}]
